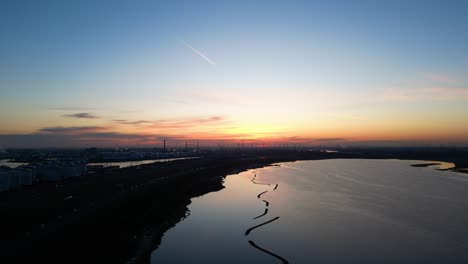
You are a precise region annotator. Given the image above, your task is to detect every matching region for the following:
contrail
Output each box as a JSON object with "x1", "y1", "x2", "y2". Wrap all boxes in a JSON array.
[{"x1": 183, "y1": 41, "x2": 216, "y2": 65}]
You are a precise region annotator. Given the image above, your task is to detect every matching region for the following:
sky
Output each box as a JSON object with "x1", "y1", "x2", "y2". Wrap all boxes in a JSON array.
[{"x1": 1, "y1": 0, "x2": 468, "y2": 148}]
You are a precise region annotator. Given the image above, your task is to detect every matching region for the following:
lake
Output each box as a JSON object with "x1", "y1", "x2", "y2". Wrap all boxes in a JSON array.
[{"x1": 151, "y1": 159, "x2": 468, "y2": 263}]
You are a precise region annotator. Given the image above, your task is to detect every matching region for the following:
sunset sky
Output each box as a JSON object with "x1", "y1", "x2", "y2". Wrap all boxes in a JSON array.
[{"x1": 1, "y1": 0, "x2": 468, "y2": 148}]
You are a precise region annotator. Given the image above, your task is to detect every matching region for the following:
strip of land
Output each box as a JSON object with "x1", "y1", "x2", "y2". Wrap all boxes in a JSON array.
[
  {"x1": 248, "y1": 240, "x2": 289, "y2": 264},
  {"x1": 410, "y1": 163, "x2": 441, "y2": 167},
  {"x1": 245, "y1": 217, "x2": 280, "y2": 236}
]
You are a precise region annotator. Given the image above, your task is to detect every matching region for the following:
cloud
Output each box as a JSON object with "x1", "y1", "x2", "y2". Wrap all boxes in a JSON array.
[
  {"x1": 111, "y1": 116, "x2": 226, "y2": 131},
  {"x1": 11, "y1": 115, "x2": 228, "y2": 147},
  {"x1": 39, "y1": 126, "x2": 105, "y2": 134},
  {"x1": 63, "y1": 112, "x2": 99, "y2": 119},
  {"x1": 314, "y1": 138, "x2": 347, "y2": 142},
  {"x1": 113, "y1": 119, "x2": 152, "y2": 125},
  {"x1": 0, "y1": 125, "x2": 184, "y2": 148},
  {"x1": 2, "y1": 125, "x2": 466, "y2": 148},
  {"x1": 0, "y1": 133, "x2": 157, "y2": 148},
  {"x1": 148, "y1": 116, "x2": 226, "y2": 130},
  {"x1": 76, "y1": 132, "x2": 153, "y2": 140},
  {"x1": 379, "y1": 87, "x2": 468, "y2": 102},
  {"x1": 422, "y1": 72, "x2": 457, "y2": 84},
  {"x1": 274, "y1": 136, "x2": 347, "y2": 144},
  {"x1": 208, "y1": 116, "x2": 223, "y2": 121},
  {"x1": 11, "y1": 116, "x2": 264, "y2": 147},
  {"x1": 374, "y1": 71, "x2": 467, "y2": 103}
]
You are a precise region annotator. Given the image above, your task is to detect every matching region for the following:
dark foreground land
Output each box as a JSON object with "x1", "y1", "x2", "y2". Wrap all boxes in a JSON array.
[{"x1": 1, "y1": 148, "x2": 467, "y2": 263}]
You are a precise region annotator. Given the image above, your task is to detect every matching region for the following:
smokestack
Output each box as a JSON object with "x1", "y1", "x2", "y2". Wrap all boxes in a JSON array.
[
  {"x1": 185, "y1": 141, "x2": 188, "y2": 152},
  {"x1": 163, "y1": 139, "x2": 166, "y2": 152}
]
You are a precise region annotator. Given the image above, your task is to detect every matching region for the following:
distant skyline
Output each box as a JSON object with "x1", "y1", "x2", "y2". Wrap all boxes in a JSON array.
[{"x1": 1, "y1": 0, "x2": 468, "y2": 148}]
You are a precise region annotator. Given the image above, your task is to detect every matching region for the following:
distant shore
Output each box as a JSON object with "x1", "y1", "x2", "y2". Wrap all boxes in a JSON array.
[{"x1": 1, "y1": 148, "x2": 467, "y2": 263}]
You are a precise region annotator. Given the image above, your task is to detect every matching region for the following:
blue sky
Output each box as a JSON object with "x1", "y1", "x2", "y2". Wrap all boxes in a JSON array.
[{"x1": 1, "y1": 0, "x2": 467, "y2": 147}]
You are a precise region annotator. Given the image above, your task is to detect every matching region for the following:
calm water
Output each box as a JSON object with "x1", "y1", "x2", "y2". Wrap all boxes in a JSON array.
[
  {"x1": 151, "y1": 159, "x2": 468, "y2": 263},
  {"x1": 88, "y1": 157, "x2": 200, "y2": 168},
  {"x1": 0, "y1": 159, "x2": 27, "y2": 168}
]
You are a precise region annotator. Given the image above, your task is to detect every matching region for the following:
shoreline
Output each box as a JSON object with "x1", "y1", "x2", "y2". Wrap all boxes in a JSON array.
[
  {"x1": 136, "y1": 157, "x2": 468, "y2": 263},
  {"x1": 1, "y1": 151, "x2": 323, "y2": 263},
  {"x1": 1, "y1": 149, "x2": 467, "y2": 263}
]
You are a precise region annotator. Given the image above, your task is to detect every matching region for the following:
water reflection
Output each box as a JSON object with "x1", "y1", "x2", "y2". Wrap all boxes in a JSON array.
[
  {"x1": 0, "y1": 159, "x2": 27, "y2": 168},
  {"x1": 151, "y1": 159, "x2": 468, "y2": 263},
  {"x1": 88, "y1": 157, "x2": 199, "y2": 168}
]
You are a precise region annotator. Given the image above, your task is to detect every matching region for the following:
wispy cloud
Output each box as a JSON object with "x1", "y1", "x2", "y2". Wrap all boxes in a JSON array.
[
  {"x1": 113, "y1": 119, "x2": 152, "y2": 125},
  {"x1": 39, "y1": 126, "x2": 105, "y2": 134},
  {"x1": 183, "y1": 41, "x2": 216, "y2": 65},
  {"x1": 63, "y1": 112, "x2": 99, "y2": 119},
  {"x1": 422, "y1": 72, "x2": 457, "y2": 84},
  {"x1": 270, "y1": 136, "x2": 347, "y2": 144},
  {"x1": 111, "y1": 116, "x2": 226, "y2": 130},
  {"x1": 379, "y1": 87, "x2": 468, "y2": 102},
  {"x1": 0, "y1": 132, "x2": 167, "y2": 148},
  {"x1": 1, "y1": 125, "x2": 188, "y2": 148},
  {"x1": 147, "y1": 116, "x2": 226, "y2": 130}
]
